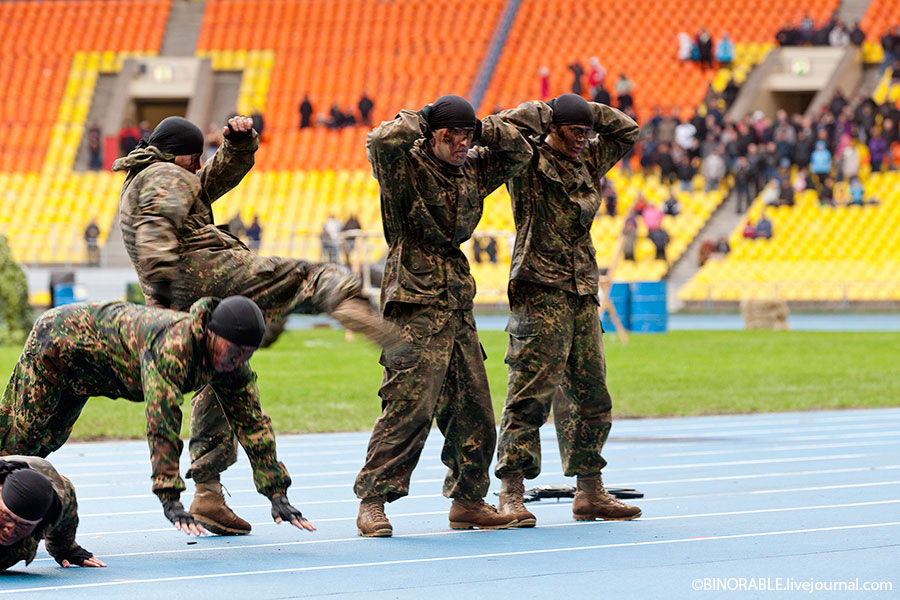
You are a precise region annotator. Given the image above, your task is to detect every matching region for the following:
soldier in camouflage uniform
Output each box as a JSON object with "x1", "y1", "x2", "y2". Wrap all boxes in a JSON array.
[
  {"x1": 353, "y1": 95, "x2": 534, "y2": 537},
  {"x1": 0, "y1": 456, "x2": 104, "y2": 571},
  {"x1": 494, "y1": 94, "x2": 642, "y2": 525},
  {"x1": 0, "y1": 296, "x2": 315, "y2": 536},
  {"x1": 113, "y1": 115, "x2": 395, "y2": 534}
]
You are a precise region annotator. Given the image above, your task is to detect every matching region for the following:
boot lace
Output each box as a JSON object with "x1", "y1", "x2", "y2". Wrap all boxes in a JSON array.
[
  {"x1": 362, "y1": 498, "x2": 387, "y2": 521},
  {"x1": 504, "y1": 479, "x2": 529, "y2": 513}
]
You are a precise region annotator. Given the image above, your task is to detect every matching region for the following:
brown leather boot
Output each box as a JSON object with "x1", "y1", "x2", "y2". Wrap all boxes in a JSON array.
[
  {"x1": 190, "y1": 480, "x2": 251, "y2": 535},
  {"x1": 498, "y1": 474, "x2": 536, "y2": 528},
  {"x1": 572, "y1": 474, "x2": 642, "y2": 521},
  {"x1": 449, "y1": 499, "x2": 517, "y2": 530},
  {"x1": 357, "y1": 496, "x2": 393, "y2": 537}
]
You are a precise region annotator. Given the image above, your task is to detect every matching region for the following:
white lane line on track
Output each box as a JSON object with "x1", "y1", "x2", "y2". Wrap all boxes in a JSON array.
[
  {"x1": 65, "y1": 452, "x2": 882, "y2": 489},
  {"x1": 12, "y1": 521, "x2": 900, "y2": 593},
  {"x1": 660, "y1": 439, "x2": 900, "y2": 457},
  {"x1": 74, "y1": 463, "x2": 900, "y2": 504},
  {"x1": 55, "y1": 434, "x2": 900, "y2": 488},
  {"x1": 75, "y1": 476, "x2": 900, "y2": 524},
  {"x1": 57, "y1": 433, "x2": 900, "y2": 471},
  {"x1": 608, "y1": 411, "x2": 900, "y2": 431},
  {"x1": 34, "y1": 499, "x2": 900, "y2": 564},
  {"x1": 72, "y1": 465, "x2": 900, "y2": 504},
  {"x1": 45, "y1": 415, "x2": 900, "y2": 466}
]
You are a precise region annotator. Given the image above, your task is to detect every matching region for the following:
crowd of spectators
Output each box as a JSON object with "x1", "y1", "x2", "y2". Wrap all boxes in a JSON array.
[
  {"x1": 638, "y1": 84, "x2": 898, "y2": 220},
  {"x1": 678, "y1": 28, "x2": 735, "y2": 69},
  {"x1": 776, "y1": 11, "x2": 865, "y2": 48},
  {"x1": 298, "y1": 93, "x2": 375, "y2": 130}
]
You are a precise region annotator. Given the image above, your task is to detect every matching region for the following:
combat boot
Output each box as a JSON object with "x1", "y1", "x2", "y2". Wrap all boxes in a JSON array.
[
  {"x1": 357, "y1": 496, "x2": 393, "y2": 537},
  {"x1": 190, "y1": 479, "x2": 251, "y2": 535},
  {"x1": 498, "y1": 474, "x2": 536, "y2": 528},
  {"x1": 449, "y1": 499, "x2": 517, "y2": 530},
  {"x1": 572, "y1": 474, "x2": 642, "y2": 521}
]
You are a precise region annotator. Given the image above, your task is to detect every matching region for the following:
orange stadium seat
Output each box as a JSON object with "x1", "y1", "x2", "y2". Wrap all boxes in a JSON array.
[
  {"x1": 0, "y1": 0, "x2": 170, "y2": 174},
  {"x1": 860, "y1": 0, "x2": 900, "y2": 63},
  {"x1": 479, "y1": 0, "x2": 839, "y2": 124},
  {"x1": 198, "y1": 0, "x2": 506, "y2": 170}
]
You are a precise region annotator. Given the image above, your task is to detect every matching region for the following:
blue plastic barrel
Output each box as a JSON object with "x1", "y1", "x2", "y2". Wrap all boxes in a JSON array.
[
  {"x1": 629, "y1": 281, "x2": 667, "y2": 333},
  {"x1": 601, "y1": 282, "x2": 630, "y2": 332},
  {"x1": 52, "y1": 283, "x2": 77, "y2": 307}
]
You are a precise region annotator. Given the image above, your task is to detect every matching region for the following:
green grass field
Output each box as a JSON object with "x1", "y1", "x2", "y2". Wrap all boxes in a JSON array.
[{"x1": 0, "y1": 328, "x2": 896, "y2": 440}]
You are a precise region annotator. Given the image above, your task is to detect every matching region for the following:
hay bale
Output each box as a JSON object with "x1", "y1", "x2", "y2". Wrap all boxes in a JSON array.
[{"x1": 741, "y1": 299, "x2": 789, "y2": 330}]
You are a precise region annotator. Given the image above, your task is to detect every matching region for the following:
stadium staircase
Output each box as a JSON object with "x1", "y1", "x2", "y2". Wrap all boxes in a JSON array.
[
  {"x1": 467, "y1": 0, "x2": 522, "y2": 109},
  {"x1": 665, "y1": 196, "x2": 746, "y2": 312},
  {"x1": 838, "y1": 0, "x2": 873, "y2": 26},
  {"x1": 160, "y1": 0, "x2": 205, "y2": 57},
  {"x1": 10, "y1": 0, "x2": 900, "y2": 308}
]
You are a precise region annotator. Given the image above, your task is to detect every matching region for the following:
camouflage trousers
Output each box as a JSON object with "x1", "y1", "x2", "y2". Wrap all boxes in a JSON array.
[
  {"x1": 0, "y1": 349, "x2": 88, "y2": 458},
  {"x1": 354, "y1": 303, "x2": 495, "y2": 503},
  {"x1": 495, "y1": 280, "x2": 612, "y2": 480},
  {"x1": 147, "y1": 247, "x2": 362, "y2": 322},
  {"x1": 146, "y1": 252, "x2": 361, "y2": 483}
]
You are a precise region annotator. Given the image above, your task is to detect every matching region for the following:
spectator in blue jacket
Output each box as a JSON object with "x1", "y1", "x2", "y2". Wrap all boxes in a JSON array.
[
  {"x1": 715, "y1": 33, "x2": 735, "y2": 66},
  {"x1": 810, "y1": 140, "x2": 832, "y2": 188}
]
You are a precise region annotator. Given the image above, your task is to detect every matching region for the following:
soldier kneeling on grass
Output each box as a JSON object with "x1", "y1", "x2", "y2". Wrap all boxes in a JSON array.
[
  {"x1": 0, "y1": 296, "x2": 315, "y2": 537},
  {"x1": 0, "y1": 456, "x2": 105, "y2": 571}
]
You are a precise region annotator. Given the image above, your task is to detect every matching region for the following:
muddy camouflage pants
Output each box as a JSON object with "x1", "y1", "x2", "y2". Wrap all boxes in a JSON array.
[
  {"x1": 0, "y1": 357, "x2": 88, "y2": 458},
  {"x1": 495, "y1": 280, "x2": 612, "y2": 480},
  {"x1": 354, "y1": 303, "x2": 495, "y2": 502}
]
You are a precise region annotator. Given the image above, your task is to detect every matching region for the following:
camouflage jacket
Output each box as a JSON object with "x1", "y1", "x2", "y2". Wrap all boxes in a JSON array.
[
  {"x1": 28, "y1": 298, "x2": 289, "y2": 501},
  {"x1": 113, "y1": 132, "x2": 259, "y2": 288},
  {"x1": 500, "y1": 101, "x2": 639, "y2": 295},
  {"x1": 0, "y1": 456, "x2": 80, "y2": 570},
  {"x1": 367, "y1": 110, "x2": 533, "y2": 310}
]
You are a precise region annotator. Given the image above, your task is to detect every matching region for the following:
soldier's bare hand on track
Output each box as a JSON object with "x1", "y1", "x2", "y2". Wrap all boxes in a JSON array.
[
  {"x1": 270, "y1": 494, "x2": 317, "y2": 532},
  {"x1": 62, "y1": 556, "x2": 107, "y2": 568},
  {"x1": 162, "y1": 499, "x2": 208, "y2": 536}
]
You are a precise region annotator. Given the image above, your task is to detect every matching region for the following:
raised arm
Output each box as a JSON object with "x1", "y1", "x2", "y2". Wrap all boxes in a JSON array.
[
  {"x1": 197, "y1": 115, "x2": 259, "y2": 206},
  {"x1": 473, "y1": 111, "x2": 536, "y2": 195},
  {"x1": 586, "y1": 103, "x2": 640, "y2": 176},
  {"x1": 367, "y1": 110, "x2": 425, "y2": 245},
  {"x1": 497, "y1": 100, "x2": 554, "y2": 140}
]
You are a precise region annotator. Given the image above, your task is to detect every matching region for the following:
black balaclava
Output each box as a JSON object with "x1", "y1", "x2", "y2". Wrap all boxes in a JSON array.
[
  {"x1": 207, "y1": 296, "x2": 266, "y2": 348},
  {"x1": 427, "y1": 95, "x2": 478, "y2": 131},
  {"x1": 145, "y1": 116, "x2": 204, "y2": 156},
  {"x1": 551, "y1": 94, "x2": 595, "y2": 127},
  {"x1": 1, "y1": 468, "x2": 55, "y2": 521}
]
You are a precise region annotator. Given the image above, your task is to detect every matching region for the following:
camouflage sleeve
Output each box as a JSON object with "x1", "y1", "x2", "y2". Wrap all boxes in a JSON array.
[
  {"x1": 134, "y1": 171, "x2": 196, "y2": 284},
  {"x1": 212, "y1": 365, "x2": 291, "y2": 498},
  {"x1": 141, "y1": 359, "x2": 187, "y2": 501},
  {"x1": 473, "y1": 114, "x2": 535, "y2": 196},
  {"x1": 366, "y1": 110, "x2": 425, "y2": 245},
  {"x1": 586, "y1": 103, "x2": 640, "y2": 177},
  {"x1": 196, "y1": 130, "x2": 259, "y2": 206},
  {"x1": 497, "y1": 100, "x2": 554, "y2": 139},
  {"x1": 42, "y1": 475, "x2": 81, "y2": 561}
]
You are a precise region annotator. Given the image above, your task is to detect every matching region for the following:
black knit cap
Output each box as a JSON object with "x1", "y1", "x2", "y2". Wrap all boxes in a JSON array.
[
  {"x1": 147, "y1": 116, "x2": 205, "y2": 156},
  {"x1": 427, "y1": 95, "x2": 478, "y2": 130},
  {"x1": 551, "y1": 94, "x2": 595, "y2": 127},
  {"x1": 208, "y1": 296, "x2": 266, "y2": 348},
  {"x1": 1, "y1": 468, "x2": 55, "y2": 521}
]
